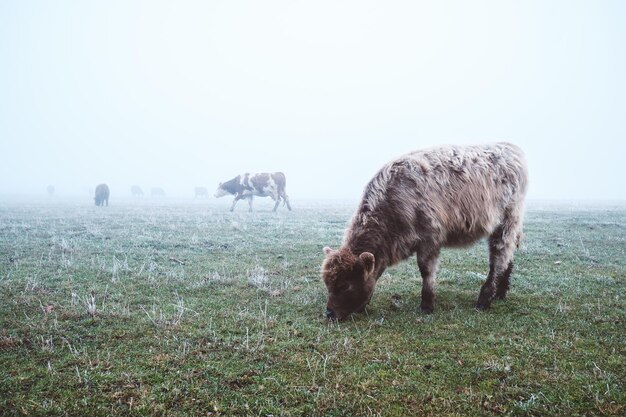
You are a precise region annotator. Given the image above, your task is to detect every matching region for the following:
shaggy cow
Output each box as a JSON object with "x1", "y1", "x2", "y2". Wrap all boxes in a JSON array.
[
  {"x1": 322, "y1": 143, "x2": 528, "y2": 320},
  {"x1": 131, "y1": 185, "x2": 144, "y2": 197},
  {"x1": 194, "y1": 187, "x2": 209, "y2": 198},
  {"x1": 94, "y1": 184, "x2": 110, "y2": 207},
  {"x1": 215, "y1": 172, "x2": 292, "y2": 212}
]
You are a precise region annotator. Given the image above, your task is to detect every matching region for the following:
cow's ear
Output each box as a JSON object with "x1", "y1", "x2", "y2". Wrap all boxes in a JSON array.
[
  {"x1": 323, "y1": 246, "x2": 334, "y2": 255},
  {"x1": 359, "y1": 252, "x2": 375, "y2": 276}
]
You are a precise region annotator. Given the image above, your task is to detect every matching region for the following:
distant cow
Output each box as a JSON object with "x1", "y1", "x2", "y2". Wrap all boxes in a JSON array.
[
  {"x1": 194, "y1": 187, "x2": 209, "y2": 198},
  {"x1": 46, "y1": 185, "x2": 55, "y2": 197},
  {"x1": 94, "y1": 184, "x2": 110, "y2": 207},
  {"x1": 215, "y1": 172, "x2": 292, "y2": 212},
  {"x1": 151, "y1": 187, "x2": 166, "y2": 198},
  {"x1": 131, "y1": 185, "x2": 144, "y2": 197},
  {"x1": 322, "y1": 143, "x2": 528, "y2": 320}
]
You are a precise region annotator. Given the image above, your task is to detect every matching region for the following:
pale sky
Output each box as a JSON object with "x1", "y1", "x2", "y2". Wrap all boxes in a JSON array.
[{"x1": 1, "y1": 0, "x2": 625, "y2": 201}]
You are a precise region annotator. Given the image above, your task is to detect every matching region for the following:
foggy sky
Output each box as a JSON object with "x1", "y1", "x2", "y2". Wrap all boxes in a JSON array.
[{"x1": 1, "y1": 0, "x2": 625, "y2": 202}]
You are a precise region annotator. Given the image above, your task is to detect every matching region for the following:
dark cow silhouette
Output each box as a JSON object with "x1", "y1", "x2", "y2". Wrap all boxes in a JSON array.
[
  {"x1": 215, "y1": 172, "x2": 292, "y2": 212},
  {"x1": 131, "y1": 185, "x2": 144, "y2": 197},
  {"x1": 94, "y1": 184, "x2": 110, "y2": 207},
  {"x1": 194, "y1": 187, "x2": 209, "y2": 198},
  {"x1": 322, "y1": 143, "x2": 528, "y2": 320}
]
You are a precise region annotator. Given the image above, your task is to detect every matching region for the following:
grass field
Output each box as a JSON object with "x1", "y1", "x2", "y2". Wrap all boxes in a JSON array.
[{"x1": 0, "y1": 198, "x2": 624, "y2": 416}]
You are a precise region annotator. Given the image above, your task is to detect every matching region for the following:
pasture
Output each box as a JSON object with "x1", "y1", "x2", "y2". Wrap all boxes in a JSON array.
[{"x1": 0, "y1": 199, "x2": 624, "y2": 416}]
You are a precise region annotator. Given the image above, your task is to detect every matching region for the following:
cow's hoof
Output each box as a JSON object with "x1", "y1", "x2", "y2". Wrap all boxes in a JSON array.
[{"x1": 475, "y1": 302, "x2": 491, "y2": 311}]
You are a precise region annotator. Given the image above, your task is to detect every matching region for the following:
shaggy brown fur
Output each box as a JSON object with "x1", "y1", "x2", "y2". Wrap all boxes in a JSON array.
[
  {"x1": 322, "y1": 142, "x2": 528, "y2": 320},
  {"x1": 94, "y1": 184, "x2": 110, "y2": 207}
]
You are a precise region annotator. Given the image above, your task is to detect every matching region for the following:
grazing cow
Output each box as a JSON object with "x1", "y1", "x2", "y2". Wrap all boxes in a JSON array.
[
  {"x1": 131, "y1": 185, "x2": 144, "y2": 197},
  {"x1": 46, "y1": 185, "x2": 55, "y2": 197},
  {"x1": 322, "y1": 143, "x2": 528, "y2": 320},
  {"x1": 94, "y1": 184, "x2": 110, "y2": 207},
  {"x1": 215, "y1": 172, "x2": 292, "y2": 212},
  {"x1": 151, "y1": 187, "x2": 166, "y2": 198},
  {"x1": 194, "y1": 187, "x2": 209, "y2": 198}
]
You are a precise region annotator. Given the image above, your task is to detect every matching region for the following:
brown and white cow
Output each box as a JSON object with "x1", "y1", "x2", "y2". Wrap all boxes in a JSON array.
[
  {"x1": 322, "y1": 143, "x2": 528, "y2": 320},
  {"x1": 94, "y1": 184, "x2": 110, "y2": 207},
  {"x1": 215, "y1": 172, "x2": 292, "y2": 212}
]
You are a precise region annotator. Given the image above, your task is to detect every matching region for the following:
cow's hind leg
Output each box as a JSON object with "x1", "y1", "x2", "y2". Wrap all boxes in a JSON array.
[
  {"x1": 417, "y1": 248, "x2": 440, "y2": 314},
  {"x1": 495, "y1": 261, "x2": 513, "y2": 300},
  {"x1": 247, "y1": 196, "x2": 254, "y2": 212},
  {"x1": 476, "y1": 216, "x2": 520, "y2": 310},
  {"x1": 282, "y1": 193, "x2": 292, "y2": 211},
  {"x1": 271, "y1": 194, "x2": 280, "y2": 212}
]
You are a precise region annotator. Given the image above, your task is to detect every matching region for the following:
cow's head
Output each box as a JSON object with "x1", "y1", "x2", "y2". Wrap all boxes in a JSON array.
[
  {"x1": 214, "y1": 183, "x2": 229, "y2": 198},
  {"x1": 321, "y1": 247, "x2": 376, "y2": 321}
]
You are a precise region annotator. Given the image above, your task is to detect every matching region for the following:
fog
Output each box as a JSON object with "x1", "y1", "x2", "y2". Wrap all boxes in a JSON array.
[{"x1": 1, "y1": 1, "x2": 625, "y2": 203}]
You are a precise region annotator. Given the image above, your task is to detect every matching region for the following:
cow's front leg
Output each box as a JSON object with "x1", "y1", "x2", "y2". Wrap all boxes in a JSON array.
[
  {"x1": 247, "y1": 196, "x2": 254, "y2": 212},
  {"x1": 417, "y1": 248, "x2": 440, "y2": 314},
  {"x1": 230, "y1": 195, "x2": 243, "y2": 211}
]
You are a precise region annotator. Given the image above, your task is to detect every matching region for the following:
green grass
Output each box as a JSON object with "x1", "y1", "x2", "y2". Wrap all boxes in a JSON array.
[{"x1": 1, "y1": 200, "x2": 624, "y2": 416}]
